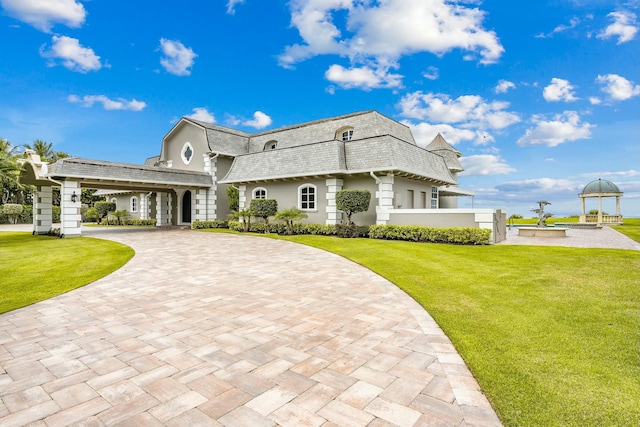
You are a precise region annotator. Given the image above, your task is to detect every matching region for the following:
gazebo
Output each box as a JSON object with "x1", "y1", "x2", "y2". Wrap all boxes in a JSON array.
[{"x1": 579, "y1": 178, "x2": 623, "y2": 224}]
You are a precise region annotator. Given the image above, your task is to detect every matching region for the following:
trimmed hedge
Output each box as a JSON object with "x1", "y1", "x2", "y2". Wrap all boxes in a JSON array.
[
  {"x1": 101, "y1": 218, "x2": 157, "y2": 226},
  {"x1": 191, "y1": 220, "x2": 229, "y2": 229},
  {"x1": 368, "y1": 224, "x2": 491, "y2": 245}
]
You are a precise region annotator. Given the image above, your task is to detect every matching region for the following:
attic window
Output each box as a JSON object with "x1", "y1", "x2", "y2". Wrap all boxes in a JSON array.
[
  {"x1": 264, "y1": 140, "x2": 277, "y2": 150},
  {"x1": 181, "y1": 142, "x2": 194, "y2": 165},
  {"x1": 336, "y1": 126, "x2": 354, "y2": 141}
]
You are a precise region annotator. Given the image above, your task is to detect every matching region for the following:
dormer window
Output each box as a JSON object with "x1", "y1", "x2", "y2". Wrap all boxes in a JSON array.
[
  {"x1": 264, "y1": 140, "x2": 277, "y2": 150},
  {"x1": 336, "y1": 126, "x2": 354, "y2": 141}
]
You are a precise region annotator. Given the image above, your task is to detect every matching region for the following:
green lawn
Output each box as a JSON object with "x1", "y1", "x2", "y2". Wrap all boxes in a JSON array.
[
  {"x1": 0, "y1": 232, "x2": 134, "y2": 314},
  {"x1": 249, "y1": 232, "x2": 639, "y2": 426},
  {"x1": 611, "y1": 217, "x2": 640, "y2": 243}
]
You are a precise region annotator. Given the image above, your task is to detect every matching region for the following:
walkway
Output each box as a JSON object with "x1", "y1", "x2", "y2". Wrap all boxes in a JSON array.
[
  {"x1": 498, "y1": 226, "x2": 640, "y2": 250},
  {"x1": 0, "y1": 227, "x2": 501, "y2": 427}
]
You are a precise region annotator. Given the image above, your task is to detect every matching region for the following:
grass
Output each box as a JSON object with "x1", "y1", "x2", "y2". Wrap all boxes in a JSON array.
[
  {"x1": 202, "y1": 228, "x2": 639, "y2": 426},
  {"x1": 0, "y1": 232, "x2": 134, "y2": 314},
  {"x1": 611, "y1": 217, "x2": 640, "y2": 243}
]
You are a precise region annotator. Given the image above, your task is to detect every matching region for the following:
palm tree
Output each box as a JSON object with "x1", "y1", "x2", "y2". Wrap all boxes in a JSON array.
[
  {"x1": 24, "y1": 139, "x2": 54, "y2": 162},
  {"x1": 0, "y1": 138, "x2": 24, "y2": 204}
]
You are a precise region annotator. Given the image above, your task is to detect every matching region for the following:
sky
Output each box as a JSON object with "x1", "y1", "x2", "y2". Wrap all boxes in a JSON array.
[{"x1": 1, "y1": 0, "x2": 639, "y2": 217}]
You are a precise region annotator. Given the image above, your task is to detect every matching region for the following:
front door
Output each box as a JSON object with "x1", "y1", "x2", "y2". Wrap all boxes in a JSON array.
[{"x1": 182, "y1": 190, "x2": 192, "y2": 223}]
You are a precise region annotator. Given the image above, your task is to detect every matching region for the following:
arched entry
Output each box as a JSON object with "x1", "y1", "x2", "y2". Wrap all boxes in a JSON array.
[{"x1": 182, "y1": 190, "x2": 192, "y2": 223}]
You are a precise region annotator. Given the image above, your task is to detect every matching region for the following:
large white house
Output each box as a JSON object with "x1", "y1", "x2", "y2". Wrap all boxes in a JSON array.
[{"x1": 21, "y1": 110, "x2": 506, "y2": 241}]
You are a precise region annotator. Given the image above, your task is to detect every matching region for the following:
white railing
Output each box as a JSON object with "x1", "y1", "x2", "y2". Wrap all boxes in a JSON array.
[{"x1": 585, "y1": 214, "x2": 622, "y2": 223}]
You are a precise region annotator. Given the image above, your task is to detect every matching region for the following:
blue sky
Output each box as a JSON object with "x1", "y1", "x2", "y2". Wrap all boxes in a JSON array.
[{"x1": 1, "y1": 0, "x2": 639, "y2": 217}]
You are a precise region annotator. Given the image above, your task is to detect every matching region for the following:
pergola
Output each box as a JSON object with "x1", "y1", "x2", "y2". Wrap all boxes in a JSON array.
[{"x1": 579, "y1": 178, "x2": 623, "y2": 224}]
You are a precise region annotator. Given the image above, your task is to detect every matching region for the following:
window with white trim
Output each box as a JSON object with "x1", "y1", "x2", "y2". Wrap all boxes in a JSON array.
[
  {"x1": 130, "y1": 196, "x2": 138, "y2": 213},
  {"x1": 299, "y1": 184, "x2": 317, "y2": 210},
  {"x1": 431, "y1": 186, "x2": 438, "y2": 209},
  {"x1": 335, "y1": 126, "x2": 354, "y2": 141},
  {"x1": 253, "y1": 187, "x2": 267, "y2": 199}
]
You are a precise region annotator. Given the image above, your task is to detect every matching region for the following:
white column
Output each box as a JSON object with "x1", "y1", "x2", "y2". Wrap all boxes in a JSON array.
[
  {"x1": 140, "y1": 192, "x2": 148, "y2": 220},
  {"x1": 238, "y1": 185, "x2": 247, "y2": 210},
  {"x1": 203, "y1": 154, "x2": 217, "y2": 220},
  {"x1": 195, "y1": 188, "x2": 208, "y2": 221},
  {"x1": 325, "y1": 178, "x2": 344, "y2": 225},
  {"x1": 60, "y1": 180, "x2": 82, "y2": 237},
  {"x1": 156, "y1": 192, "x2": 172, "y2": 226},
  {"x1": 598, "y1": 196, "x2": 603, "y2": 224},
  {"x1": 33, "y1": 185, "x2": 53, "y2": 235},
  {"x1": 376, "y1": 174, "x2": 395, "y2": 224},
  {"x1": 580, "y1": 196, "x2": 586, "y2": 222}
]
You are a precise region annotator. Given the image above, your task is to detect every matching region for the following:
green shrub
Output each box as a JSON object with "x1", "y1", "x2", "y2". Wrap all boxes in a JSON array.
[
  {"x1": 2, "y1": 203, "x2": 23, "y2": 224},
  {"x1": 52, "y1": 206, "x2": 60, "y2": 223},
  {"x1": 191, "y1": 220, "x2": 229, "y2": 229},
  {"x1": 335, "y1": 224, "x2": 369, "y2": 238},
  {"x1": 95, "y1": 201, "x2": 115, "y2": 223},
  {"x1": 369, "y1": 224, "x2": 491, "y2": 245},
  {"x1": 250, "y1": 199, "x2": 278, "y2": 232},
  {"x1": 336, "y1": 189, "x2": 371, "y2": 225},
  {"x1": 85, "y1": 207, "x2": 98, "y2": 223},
  {"x1": 275, "y1": 207, "x2": 308, "y2": 235},
  {"x1": 227, "y1": 185, "x2": 239, "y2": 212}
]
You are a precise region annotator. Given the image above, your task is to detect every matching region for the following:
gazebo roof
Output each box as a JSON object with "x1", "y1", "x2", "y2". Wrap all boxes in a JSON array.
[{"x1": 580, "y1": 178, "x2": 622, "y2": 196}]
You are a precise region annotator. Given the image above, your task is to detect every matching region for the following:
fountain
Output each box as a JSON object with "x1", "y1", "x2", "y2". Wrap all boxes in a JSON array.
[{"x1": 517, "y1": 201, "x2": 568, "y2": 237}]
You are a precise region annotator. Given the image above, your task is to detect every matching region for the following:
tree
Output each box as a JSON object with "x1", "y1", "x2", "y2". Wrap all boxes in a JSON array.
[
  {"x1": 336, "y1": 189, "x2": 371, "y2": 225},
  {"x1": 275, "y1": 207, "x2": 307, "y2": 235},
  {"x1": 250, "y1": 199, "x2": 278, "y2": 233},
  {"x1": 24, "y1": 140, "x2": 54, "y2": 162},
  {"x1": 226, "y1": 185, "x2": 239, "y2": 212},
  {"x1": 2, "y1": 203, "x2": 23, "y2": 224},
  {"x1": 95, "y1": 201, "x2": 116, "y2": 224},
  {"x1": 0, "y1": 138, "x2": 26, "y2": 204}
]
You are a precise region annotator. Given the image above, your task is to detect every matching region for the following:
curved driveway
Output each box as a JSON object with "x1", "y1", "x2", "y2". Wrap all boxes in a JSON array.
[{"x1": 0, "y1": 228, "x2": 500, "y2": 426}]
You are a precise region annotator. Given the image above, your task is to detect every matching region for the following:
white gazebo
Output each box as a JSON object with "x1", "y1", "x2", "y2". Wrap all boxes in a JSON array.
[{"x1": 579, "y1": 178, "x2": 623, "y2": 224}]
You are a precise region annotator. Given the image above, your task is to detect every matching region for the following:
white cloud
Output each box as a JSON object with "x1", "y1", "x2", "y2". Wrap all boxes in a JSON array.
[
  {"x1": 422, "y1": 66, "x2": 439, "y2": 81},
  {"x1": 279, "y1": 0, "x2": 503, "y2": 87},
  {"x1": 589, "y1": 97, "x2": 602, "y2": 105},
  {"x1": 324, "y1": 63, "x2": 402, "y2": 89},
  {"x1": 159, "y1": 38, "x2": 197, "y2": 76},
  {"x1": 0, "y1": 0, "x2": 85, "y2": 32},
  {"x1": 535, "y1": 16, "x2": 580, "y2": 38},
  {"x1": 40, "y1": 36, "x2": 101, "y2": 73},
  {"x1": 494, "y1": 80, "x2": 515, "y2": 94},
  {"x1": 496, "y1": 178, "x2": 581, "y2": 196},
  {"x1": 459, "y1": 154, "x2": 516, "y2": 176},
  {"x1": 516, "y1": 111, "x2": 593, "y2": 147},
  {"x1": 398, "y1": 91, "x2": 520, "y2": 130},
  {"x1": 597, "y1": 11, "x2": 638, "y2": 44},
  {"x1": 186, "y1": 108, "x2": 215, "y2": 123},
  {"x1": 68, "y1": 95, "x2": 146, "y2": 111},
  {"x1": 243, "y1": 111, "x2": 272, "y2": 129},
  {"x1": 226, "y1": 0, "x2": 245, "y2": 15},
  {"x1": 543, "y1": 78, "x2": 578, "y2": 102},
  {"x1": 596, "y1": 74, "x2": 640, "y2": 101},
  {"x1": 401, "y1": 121, "x2": 479, "y2": 147}
]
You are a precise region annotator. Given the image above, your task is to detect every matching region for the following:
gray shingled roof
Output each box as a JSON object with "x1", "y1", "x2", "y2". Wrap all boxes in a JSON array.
[
  {"x1": 221, "y1": 140, "x2": 346, "y2": 182},
  {"x1": 220, "y1": 136, "x2": 456, "y2": 185},
  {"x1": 46, "y1": 158, "x2": 213, "y2": 188},
  {"x1": 425, "y1": 133, "x2": 463, "y2": 172}
]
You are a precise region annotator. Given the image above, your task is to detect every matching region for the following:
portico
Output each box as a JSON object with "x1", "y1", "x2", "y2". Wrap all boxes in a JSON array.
[{"x1": 19, "y1": 150, "x2": 215, "y2": 237}]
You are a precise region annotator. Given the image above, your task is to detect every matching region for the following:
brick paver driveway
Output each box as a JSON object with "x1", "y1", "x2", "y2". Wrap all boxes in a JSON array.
[{"x1": 0, "y1": 228, "x2": 500, "y2": 426}]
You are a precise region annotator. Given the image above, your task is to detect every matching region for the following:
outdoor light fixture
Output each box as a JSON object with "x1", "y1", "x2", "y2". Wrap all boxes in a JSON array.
[{"x1": 71, "y1": 191, "x2": 78, "y2": 203}]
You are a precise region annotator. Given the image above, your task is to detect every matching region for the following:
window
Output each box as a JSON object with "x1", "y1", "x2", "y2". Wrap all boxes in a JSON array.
[
  {"x1": 431, "y1": 186, "x2": 438, "y2": 209},
  {"x1": 181, "y1": 142, "x2": 194, "y2": 165},
  {"x1": 335, "y1": 126, "x2": 354, "y2": 141},
  {"x1": 264, "y1": 140, "x2": 277, "y2": 150},
  {"x1": 299, "y1": 184, "x2": 316, "y2": 210},
  {"x1": 253, "y1": 187, "x2": 267, "y2": 199},
  {"x1": 130, "y1": 196, "x2": 138, "y2": 213}
]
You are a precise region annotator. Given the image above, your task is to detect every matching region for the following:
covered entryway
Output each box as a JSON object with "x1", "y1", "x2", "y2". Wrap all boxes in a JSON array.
[{"x1": 18, "y1": 151, "x2": 215, "y2": 237}]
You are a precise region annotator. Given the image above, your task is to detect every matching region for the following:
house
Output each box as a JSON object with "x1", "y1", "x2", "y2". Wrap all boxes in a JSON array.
[{"x1": 20, "y1": 110, "x2": 506, "y2": 241}]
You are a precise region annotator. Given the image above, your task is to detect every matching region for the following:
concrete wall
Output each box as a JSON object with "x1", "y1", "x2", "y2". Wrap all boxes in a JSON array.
[
  {"x1": 391, "y1": 176, "x2": 440, "y2": 210},
  {"x1": 388, "y1": 209, "x2": 507, "y2": 243}
]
